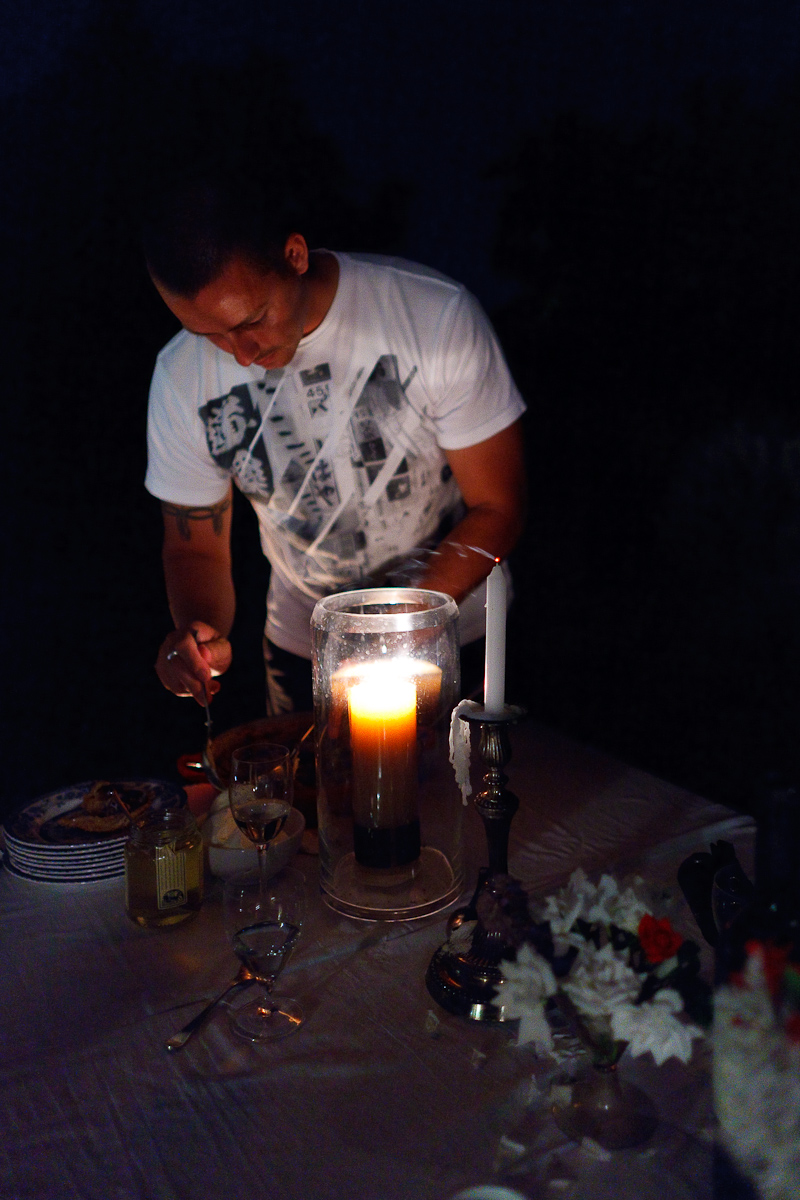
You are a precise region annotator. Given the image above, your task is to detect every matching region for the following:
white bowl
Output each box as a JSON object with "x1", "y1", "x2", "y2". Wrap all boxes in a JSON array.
[{"x1": 203, "y1": 791, "x2": 305, "y2": 881}]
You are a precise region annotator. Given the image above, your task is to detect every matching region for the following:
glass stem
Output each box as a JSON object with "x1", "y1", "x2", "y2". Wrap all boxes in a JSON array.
[{"x1": 257, "y1": 844, "x2": 270, "y2": 897}]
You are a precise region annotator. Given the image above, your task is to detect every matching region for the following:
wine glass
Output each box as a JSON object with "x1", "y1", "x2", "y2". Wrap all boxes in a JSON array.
[
  {"x1": 223, "y1": 866, "x2": 306, "y2": 1041},
  {"x1": 229, "y1": 742, "x2": 294, "y2": 896}
]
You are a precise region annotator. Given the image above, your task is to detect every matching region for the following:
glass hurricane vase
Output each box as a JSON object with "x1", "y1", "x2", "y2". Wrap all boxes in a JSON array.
[{"x1": 310, "y1": 587, "x2": 464, "y2": 921}]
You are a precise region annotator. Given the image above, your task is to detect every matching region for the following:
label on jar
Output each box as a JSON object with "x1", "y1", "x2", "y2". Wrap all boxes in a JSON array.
[{"x1": 154, "y1": 844, "x2": 188, "y2": 910}]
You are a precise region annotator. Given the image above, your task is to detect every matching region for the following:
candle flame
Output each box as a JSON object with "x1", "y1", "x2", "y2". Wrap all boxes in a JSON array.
[{"x1": 348, "y1": 678, "x2": 416, "y2": 721}]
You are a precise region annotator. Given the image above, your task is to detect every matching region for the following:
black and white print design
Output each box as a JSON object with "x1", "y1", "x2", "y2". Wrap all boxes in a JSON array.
[
  {"x1": 198, "y1": 381, "x2": 276, "y2": 498},
  {"x1": 198, "y1": 355, "x2": 459, "y2": 597}
]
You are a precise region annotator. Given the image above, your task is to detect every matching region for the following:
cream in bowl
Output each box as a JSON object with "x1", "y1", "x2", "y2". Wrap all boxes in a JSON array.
[{"x1": 203, "y1": 790, "x2": 305, "y2": 880}]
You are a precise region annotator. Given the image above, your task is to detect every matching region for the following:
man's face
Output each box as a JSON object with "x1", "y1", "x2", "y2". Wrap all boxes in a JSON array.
[{"x1": 153, "y1": 239, "x2": 311, "y2": 371}]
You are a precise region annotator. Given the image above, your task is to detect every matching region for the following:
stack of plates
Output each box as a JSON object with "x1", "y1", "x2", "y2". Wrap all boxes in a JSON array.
[{"x1": 3, "y1": 780, "x2": 185, "y2": 885}]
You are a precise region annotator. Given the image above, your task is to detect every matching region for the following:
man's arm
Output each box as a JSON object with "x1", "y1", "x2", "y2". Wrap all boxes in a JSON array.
[
  {"x1": 154, "y1": 487, "x2": 236, "y2": 704},
  {"x1": 419, "y1": 420, "x2": 527, "y2": 603}
]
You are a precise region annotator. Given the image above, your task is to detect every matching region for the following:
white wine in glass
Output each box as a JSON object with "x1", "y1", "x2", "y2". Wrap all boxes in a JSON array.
[{"x1": 229, "y1": 742, "x2": 294, "y2": 895}]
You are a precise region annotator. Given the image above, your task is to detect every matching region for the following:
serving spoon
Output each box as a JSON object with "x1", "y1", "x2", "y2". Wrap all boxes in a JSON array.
[{"x1": 165, "y1": 964, "x2": 260, "y2": 1052}]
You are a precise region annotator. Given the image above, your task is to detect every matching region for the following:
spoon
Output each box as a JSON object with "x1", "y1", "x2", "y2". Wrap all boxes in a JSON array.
[
  {"x1": 191, "y1": 629, "x2": 219, "y2": 784},
  {"x1": 291, "y1": 719, "x2": 315, "y2": 765},
  {"x1": 200, "y1": 679, "x2": 219, "y2": 784},
  {"x1": 165, "y1": 964, "x2": 259, "y2": 1052},
  {"x1": 190, "y1": 630, "x2": 214, "y2": 742}
]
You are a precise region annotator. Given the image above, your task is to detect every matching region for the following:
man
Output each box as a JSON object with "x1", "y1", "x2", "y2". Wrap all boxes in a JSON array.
[{"x1": 142, "y1": 177, "x2": 527, "y2": 712}]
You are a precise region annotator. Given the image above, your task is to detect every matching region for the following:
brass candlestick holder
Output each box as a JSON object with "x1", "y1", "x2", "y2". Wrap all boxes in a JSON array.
[{"x1": 425, "y1": 703, "x2": 529, "y2": 1021}]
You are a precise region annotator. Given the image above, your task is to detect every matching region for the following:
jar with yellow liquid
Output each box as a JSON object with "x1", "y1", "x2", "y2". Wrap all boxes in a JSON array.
[{"x1": 125, "y1": 807, "x2": 204, "y2": 927}]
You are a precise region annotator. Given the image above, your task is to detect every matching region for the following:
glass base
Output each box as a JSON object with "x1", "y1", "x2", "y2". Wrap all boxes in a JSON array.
[
  {"x1": 322, "y1": 846, "x2": 460, "y2": 921},
  {"x1": 227, "y1": 993, "x2": 304, "y2": 1042},
  {"x1": 127, "y1": 907, "x2": 200, "y2": 928},
  {"x1": 552, "y1": 1064, "x2": 658, "y2": 1150}
]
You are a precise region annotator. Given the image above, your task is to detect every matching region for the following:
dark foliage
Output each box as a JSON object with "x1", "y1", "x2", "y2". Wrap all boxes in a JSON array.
[
  {"x1": 495, "y1": 85, "x2": 800, "y2": 808},
  {"x1": 0, "y1": 9, "x2": 408, "y2": 816}
]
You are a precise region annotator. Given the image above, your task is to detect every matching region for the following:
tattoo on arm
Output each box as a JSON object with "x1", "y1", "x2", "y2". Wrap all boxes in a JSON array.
[{"x1": 162, "y1": 495, "x2": 232, "y2": 541}]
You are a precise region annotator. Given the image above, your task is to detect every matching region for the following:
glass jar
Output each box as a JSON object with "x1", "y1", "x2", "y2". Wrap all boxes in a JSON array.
[
  {"x1": 311, "y1": 587, "x2": 464, "y2": 921},
  {"x1": 125, "y1": 807, "x2": 204, "y2": 928}
]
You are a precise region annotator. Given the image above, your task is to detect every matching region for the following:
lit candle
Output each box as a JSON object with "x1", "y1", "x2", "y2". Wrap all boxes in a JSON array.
[
  {"x1": 331, "y1": 657, "x2": 442, "y2": 732},
  {"x1": 348, "y1": 677, "x2": 420, "y2": 868},
  {"x1": 484, "y1": 561, "x2": 507, "y2": 714}
]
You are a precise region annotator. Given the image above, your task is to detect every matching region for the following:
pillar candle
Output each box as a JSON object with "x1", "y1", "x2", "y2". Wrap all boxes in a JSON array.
[
  {"x1": 332, "y1": 657, "x2": 442, "y2": 733},
  {"x1": 484, "y1": 561, "x2": 507, "y2": 714},
  {"x1": 348, "y1": 678, "x2": 418, "y2": 830}
]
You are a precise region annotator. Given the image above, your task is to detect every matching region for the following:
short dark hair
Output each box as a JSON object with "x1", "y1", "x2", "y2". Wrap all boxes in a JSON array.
[{"x1": 140, "y1": 173, "x2": 295, "y2": 297}]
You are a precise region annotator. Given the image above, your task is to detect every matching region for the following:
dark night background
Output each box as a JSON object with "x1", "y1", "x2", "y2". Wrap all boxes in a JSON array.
[{"x1": 4, "y1": 0, "x2": 800, "y2": 822}]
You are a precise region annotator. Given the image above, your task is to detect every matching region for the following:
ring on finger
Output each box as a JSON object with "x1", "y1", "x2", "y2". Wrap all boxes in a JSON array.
[{"x1": 166, "y1": 649, "x2": 180, "y2": 662}]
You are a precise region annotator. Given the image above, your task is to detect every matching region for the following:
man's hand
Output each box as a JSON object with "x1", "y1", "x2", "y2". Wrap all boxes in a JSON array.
[
  {"x1": 156, "y1": 621, "x2": 232, "y2": 704},
  {"x1": 156, "y1": 490, "x2": 236, "y2": 704}
]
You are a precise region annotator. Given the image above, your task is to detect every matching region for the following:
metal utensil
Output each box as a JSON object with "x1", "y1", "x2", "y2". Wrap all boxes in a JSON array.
[
  {"x1": 200, "y1": 680, "x2": 213, "y2": 743},
  {"x1": 165, "y1": 964, "x2": 258, "y2": 1052},
  {"x1": 292, "y1": 720, "x2": 315, "y2": 761},
  {"x1": 203, "y1": 714, "x2": 314, "y2": 792},
  {"x1": 189, "y1": 630, "x2": 214, "y2": 742},
  {"x1": 190, "y1": 628, "x2": 217, "y2": 783},
  {"x1": 200, "y1": 678, "x2": 218, "y2": 782}
]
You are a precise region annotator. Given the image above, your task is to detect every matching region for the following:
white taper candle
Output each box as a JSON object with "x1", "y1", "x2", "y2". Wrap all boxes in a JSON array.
[{"x1": 484, "y1": 561, "x2": 507, "y2": 714}]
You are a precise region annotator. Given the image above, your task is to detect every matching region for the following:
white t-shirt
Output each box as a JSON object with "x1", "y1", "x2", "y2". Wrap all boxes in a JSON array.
[{"x1": 145, "y1": 253, "x2": 526, "y2": 657}]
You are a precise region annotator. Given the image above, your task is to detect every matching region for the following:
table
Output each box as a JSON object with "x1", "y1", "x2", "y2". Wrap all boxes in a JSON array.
[{"x1": 0, "y1": 722, "x2": 754, "y2": 1200}]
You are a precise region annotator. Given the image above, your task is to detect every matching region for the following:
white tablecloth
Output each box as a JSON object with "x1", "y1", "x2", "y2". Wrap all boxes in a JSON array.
[{"x1": 0, "y1": 722, "x2": 754, "y2": 1200}]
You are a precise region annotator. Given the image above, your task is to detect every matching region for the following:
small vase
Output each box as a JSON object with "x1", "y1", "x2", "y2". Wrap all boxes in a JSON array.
[{"x1": 551, "y1": 1057, "x2": 658, "y2": 1150}]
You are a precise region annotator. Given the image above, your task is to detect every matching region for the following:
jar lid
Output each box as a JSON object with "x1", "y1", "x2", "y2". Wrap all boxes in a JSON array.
[{"x1": 131, "y1": 806, "x2": 197, "y2": 837}]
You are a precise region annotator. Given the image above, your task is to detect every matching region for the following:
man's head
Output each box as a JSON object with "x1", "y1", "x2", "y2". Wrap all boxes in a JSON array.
[
  {"x1": 142, "y1": 175, "x2": 317, "y2": 369},
  {"x1": 141, "y1": 174, "x2": 295, "y2": 298}
]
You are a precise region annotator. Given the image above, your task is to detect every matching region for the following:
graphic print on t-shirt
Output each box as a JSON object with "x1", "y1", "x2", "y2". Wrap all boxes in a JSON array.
[
  {"x1": 148, "y1": 251, "x2": 527, "y2": 650},
  {"x1": 349, "y1": 355, "x2": 413, "y2": 502},
  {"x1": 299, "y1": 362, "x2": 331, "y2": 416},
  {"x1": 198, "y1": 381, "x2": 275, "y2": 498},
  {"x1": 197, "y1": 354, "x2": 460, "y2": 597}
]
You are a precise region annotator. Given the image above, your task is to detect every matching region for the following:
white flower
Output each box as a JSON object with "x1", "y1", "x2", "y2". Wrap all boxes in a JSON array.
[
  {"x1": 604, "y1": 883, "x2": 650, "y2": 936},
  {"x1": 541, "y1": 869, "x2": 594, "y2": 951},
  {"x1": 610, "y1": 989, "x2": 702, "y2": 1066},
  {"x1": 562, "y1": 942, "x2": 641, "y2": 1018},
  {"x1": 494, "y1": 944, "x2": 558, "y2": 1054},
  {"x1": 583, "y1": 874, "x2": 621, "y2": 924},
  {"x1": 539, "y1": 870, "x2": 650, "y2": 950}
]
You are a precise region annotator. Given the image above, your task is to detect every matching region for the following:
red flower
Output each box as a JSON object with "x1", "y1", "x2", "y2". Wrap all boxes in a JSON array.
[
  {"x1": 745, "y1": 940, "x2": 791, "y2": 996},
  {"x1": 638, "y1": 913, "x2": 684, "y2": 964}
]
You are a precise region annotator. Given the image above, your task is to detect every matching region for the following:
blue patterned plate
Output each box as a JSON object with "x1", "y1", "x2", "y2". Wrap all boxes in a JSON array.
[{"x1": 5, "y1": 780, "x2": 186, "y2": 852}]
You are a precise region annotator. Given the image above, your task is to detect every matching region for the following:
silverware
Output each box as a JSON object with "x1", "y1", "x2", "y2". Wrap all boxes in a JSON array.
[
  {"x1": 190, "y1": 630, "x2": 214, "y2": 743},
  {"x1": 191, "y1": 629, "x2": 217, "y2": 782},
  {"x1": 200, "y1": 679, "x2": 213, "y2": 744},
  {"x1": 165, "y1": 965, "x2": 258, "y2": 1052},
  {"x1": 203, "y1": 715, "x2": 314, "y2": 792},
  {"x1": 201, "y1": 679, "x2": 218, "y2": 783},
  {"x1": 292, "y1": 720, "x2": 315, "y2": 761}
]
